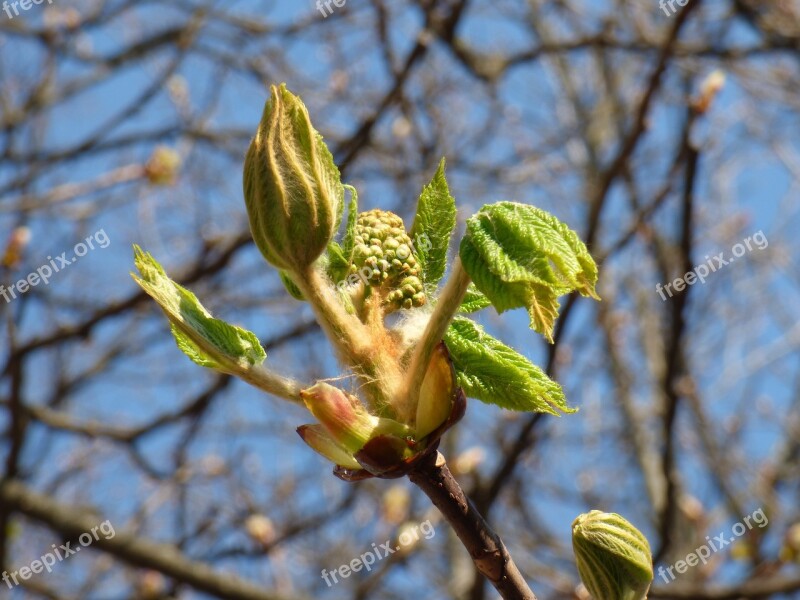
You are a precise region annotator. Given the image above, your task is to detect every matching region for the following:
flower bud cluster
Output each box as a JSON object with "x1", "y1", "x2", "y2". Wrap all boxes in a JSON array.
[{"x1": 350, "y1": 209, "x2": 426, "y2": 309}]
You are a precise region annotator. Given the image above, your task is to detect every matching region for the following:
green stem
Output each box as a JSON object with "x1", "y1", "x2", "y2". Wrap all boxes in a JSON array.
[
  {"x1": 399, "y1": 257, "x2": 471, "y2": 420},
  {"x1": 293, "y1": 266, "x2": 372, "y2": 367},
  {"x1": 292, "y1": 266, "x2": 405, "y2": 412},
  {"x1": 234, "y1": 363, "x2": 303, "y2": 404}
]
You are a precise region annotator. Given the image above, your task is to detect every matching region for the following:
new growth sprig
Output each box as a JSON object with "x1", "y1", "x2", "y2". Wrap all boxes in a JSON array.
[{"x1": 132, "y1": 83, "x2": 653, "y2": 599}]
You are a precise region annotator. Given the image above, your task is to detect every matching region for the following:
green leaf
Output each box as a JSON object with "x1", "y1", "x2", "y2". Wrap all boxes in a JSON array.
[
  {"x1": 459, "y1": 202, "x2": 599, "y2": 342},
  {"x1": 458, "y1": 283, "x2": 491, "y2": 314},
  {"x1": 444, "y1": 317, "x2": 575, "y2": 414},
  {"x1": 132, "y1": 245, "x2": 266, "y2": 371},
  {"x1": 279, "y1": 270, "x2": 305, "y2": 301},
  {"x1": 297, "y1": 424, "x2": 362, "y2": 470},
  {"x1": 340, "y1": 184, "x2": 359, "y2": 260},
  {"x1": 410, "y1": 158, "x2": 457, "y2": 289},
  {"x1": 171, "y1": 324, "x2": 220, "y2": 368},
  {"x1": 326, "y1": 184, "x2": 359, "y2": 284}
]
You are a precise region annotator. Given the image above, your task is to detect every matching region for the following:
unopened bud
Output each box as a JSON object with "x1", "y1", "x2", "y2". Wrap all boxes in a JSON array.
[
  {"x1": 297, "y1": 423, "x2": 361, "y2": 470},
  {"x1": 452, "y1": 446, "x2": 486, "y2": 475},
  {"x1": 300, "y1": 382, "x2": 409, "y2": 455},
  {"x1": 243, "y1": 84, "x2": 343, "y2": 272},
  {"x1": 395, "y1": 521, "x2": 421, "y2": 555},
  {"x1": 138, "y1": 571, "x2": 166, "y2": 599},
  {"x1": 678, "y1": 494, "x2": 704, "y2": 523},
  {"x1": 144, "y1": 146, "x2": 181, "y2": 185},
  {"x1": 789, "y1": 523, "x2": 800, "y2": 550},
  {"x1": 382, "y1": 484, "x2": 410, "y2": 525},
  {"x1": 301, "y1": 383, "x2": 375, "y2": 453},
  {"x1": 245, "y1": 514, "x2": 275, "y2": 546},
  {"x1": 572, "y1": 510, "x2": 653, "y2": 600},
  {"x1": 415, "y1": 342, "x2": 456, "y2": 438},
  {"x1": 731, "y1": 541, "x2": 753, "y2": 560},
  {"x1": 2, "y1": 226, "x2": 31, "y2": 268},
  {"x1": 200, "y1": 454, "x2": 226, "y2": 477},
  {"x1": 781, "y1": 523, "x2": 800, "y2": 563},
  {"x1": 693, "y1": 70, "x2": 726, "y2": 114}
]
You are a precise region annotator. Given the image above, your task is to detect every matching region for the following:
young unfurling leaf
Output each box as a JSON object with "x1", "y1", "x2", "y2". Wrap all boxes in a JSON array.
[
  {"x1": 279, "y1": 270, "x2": 305, "y2": 301},
  {"x1": 132, "y1": 246, "x2": 266, "y2": 371},
  {"x1": 326, "y1": 184, "x2": 360, "y2": 285},
  {"x1": 410, "y1": 158, "x2": 457, "y2": 290},
  {"x1": 458, "y1": 283, "x2": 491, "y2": 314},
  {"x1": 444, "y1": 317, "x2": 574, "y2": 415},
  {"x1": 459, "y1": 202, "x2": 599, "y2": 342}
]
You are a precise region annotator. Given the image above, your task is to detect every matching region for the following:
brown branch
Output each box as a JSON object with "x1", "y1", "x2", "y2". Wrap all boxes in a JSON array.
[
  {"x1": 472, "y1": 2, "x2": 705, "y2": 531},
  {"x1": 649, "y1": 575, "x2": 800, "y2": 599},
  {"x1": 408, "y1": 451, "x2": 537, "y2": 600},
  {"x1": 587, "y1": 0, "x2": 702, "y2": 245},
  {"x1": 335, "y1": 0, "x2": 470, "y2": 170},
  {"x1": 0, "y1": 479, "x2": 304, "y2": 600},
  {"x1": 653, "y1": 103, "x2": 700, "y2": 565}
]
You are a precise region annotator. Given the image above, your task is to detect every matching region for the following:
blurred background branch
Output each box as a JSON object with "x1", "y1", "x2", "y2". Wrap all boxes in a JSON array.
[{"x1": 1, "y1": 0, "x2": 799, "y2": 598}]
